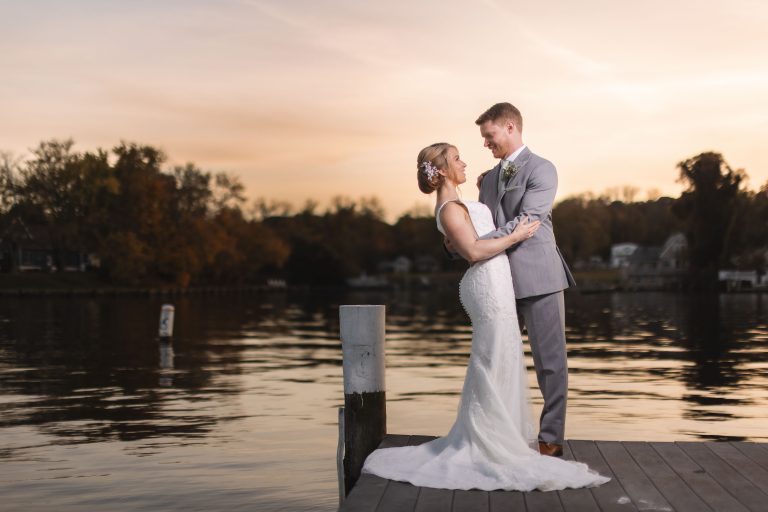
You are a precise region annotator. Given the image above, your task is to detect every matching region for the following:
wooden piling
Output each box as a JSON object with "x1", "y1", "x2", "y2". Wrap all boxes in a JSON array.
[
  {"x1": 340, "y1": 304, "x2": 387, "y2": 496},
  {"x1": 159, "y1": 304, "x2": 174, "y2": 339}
]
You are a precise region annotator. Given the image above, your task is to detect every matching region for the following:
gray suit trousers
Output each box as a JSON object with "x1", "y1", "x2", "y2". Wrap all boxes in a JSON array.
[{"x1": 517, "y1": 290, "x2": 567, "y2": 444}]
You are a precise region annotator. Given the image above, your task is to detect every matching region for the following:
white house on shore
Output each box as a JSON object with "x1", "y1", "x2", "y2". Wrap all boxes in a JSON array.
[
  {"x1": 610, "y1": 233, "x2": 688, "y2": 270},
  {"x1": 717, "y1": 270, "x2": 763, "y2": 290},
  {"x1": 659, "y1": 233, "x2": 687, "y2": 269},
  {"x1": 610, "y1": 243, "x2": 640, "y2": 268}
]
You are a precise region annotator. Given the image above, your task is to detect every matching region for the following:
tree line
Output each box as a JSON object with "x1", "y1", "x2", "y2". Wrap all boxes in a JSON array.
[
  {"x1": 1, "y1": 141, "x2": 765, "y2": 287},
  {"x1": 555, "y1": 152, "x2": 768, "y2": 286}
]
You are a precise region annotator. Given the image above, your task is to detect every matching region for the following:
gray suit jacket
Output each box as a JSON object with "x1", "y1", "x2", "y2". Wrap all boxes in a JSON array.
[{"x1": 478, "y1": 147, "x2": 576, "y2": 299}]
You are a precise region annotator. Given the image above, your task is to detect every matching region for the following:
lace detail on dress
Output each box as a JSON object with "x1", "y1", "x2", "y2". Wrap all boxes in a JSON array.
[{"x1": 359, "y1": 200, "x2": 611, "y2": 492}]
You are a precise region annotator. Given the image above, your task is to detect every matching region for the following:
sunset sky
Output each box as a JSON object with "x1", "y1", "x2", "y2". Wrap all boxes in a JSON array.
[{"x1": 2, "y1": 0, "x2": 766, "y2": 220}]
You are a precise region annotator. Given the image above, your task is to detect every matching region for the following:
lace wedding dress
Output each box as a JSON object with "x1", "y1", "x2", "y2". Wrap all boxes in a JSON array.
[{"x1": 361, "y1": 199, "x2": 610, "y2": 491}]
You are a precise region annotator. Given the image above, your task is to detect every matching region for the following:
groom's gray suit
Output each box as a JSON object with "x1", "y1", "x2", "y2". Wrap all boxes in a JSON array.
[{"x1": 478, "y1": 146, "x2": 575, "y2": 445}]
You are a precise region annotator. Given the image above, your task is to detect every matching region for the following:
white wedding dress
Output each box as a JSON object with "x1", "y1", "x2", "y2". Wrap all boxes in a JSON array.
[{"x1": 361, "y1": 199, "x2": 610, "y2": 491}]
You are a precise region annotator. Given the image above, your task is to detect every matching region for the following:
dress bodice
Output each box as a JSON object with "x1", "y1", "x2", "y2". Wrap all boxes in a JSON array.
[{"x1": 436, "y1": 200, "x2": 496, "y2": 238}]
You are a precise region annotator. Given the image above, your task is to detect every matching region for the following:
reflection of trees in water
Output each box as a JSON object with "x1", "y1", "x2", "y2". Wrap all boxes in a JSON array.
[
  {"x1": 674, "y1": 293, "x2": 768, "y2": 426},
  {"x1": 0, "y1": 296, "x2": 250, "y2": 444},
  {"x1": 678, "y1": 294, "x2": 737, "y2": 388},
  {"x1": 567, "y1": 292, "x2": 767, "y2": 422},
  {"x1": 663, "y1": 293, "x2": 766, "y2": 391},
  {"x1": 2, "y1": 291, "x2": 765, "y2": 444}
]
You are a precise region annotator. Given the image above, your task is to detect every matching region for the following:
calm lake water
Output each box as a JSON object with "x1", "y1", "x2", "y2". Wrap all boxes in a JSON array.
[{"x1": 0, "y1": 289, "x2": 766, "y2": 511}]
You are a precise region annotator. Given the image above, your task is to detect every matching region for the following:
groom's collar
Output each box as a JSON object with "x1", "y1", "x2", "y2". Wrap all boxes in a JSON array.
[{"x1": 502, "y1": 144, "x2": 527, "y2": 164}]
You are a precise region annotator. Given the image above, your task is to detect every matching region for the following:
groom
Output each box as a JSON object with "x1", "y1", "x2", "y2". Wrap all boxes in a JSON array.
[{"x1": 475, "y1": 102, "x2": 575, "y2": 457}]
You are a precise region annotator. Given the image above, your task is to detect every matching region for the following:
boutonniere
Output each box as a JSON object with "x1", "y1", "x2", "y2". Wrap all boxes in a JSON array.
[{"x1": 501, "y1": 161, "x2": 520, "y2": 182}]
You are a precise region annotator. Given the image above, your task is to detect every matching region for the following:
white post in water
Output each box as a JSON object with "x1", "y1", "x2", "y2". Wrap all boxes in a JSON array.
[
  {"x1": 159, "y1": 304, "x2": 175, "y2": 339},
  {"x1": 340, "y1": 304, "x2": 386, "y2": 495}
]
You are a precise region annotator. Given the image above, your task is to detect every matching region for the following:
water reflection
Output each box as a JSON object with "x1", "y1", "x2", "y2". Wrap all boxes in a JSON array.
[
  {"x1": 568, "y1": 292, "x2": 767, "y2": 431},
  {"x1": 0, "y1": 290, "x2": 766, "y2": 511},
  {"x1": 2, "y1": 291, "x2": 765, "y2": 439},
  {"x1": 158, "y1": 340, "x2": 174, "y2": 387}
]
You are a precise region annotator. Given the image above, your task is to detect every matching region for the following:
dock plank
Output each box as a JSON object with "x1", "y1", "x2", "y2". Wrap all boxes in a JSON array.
[
  {"x1": 597, "y1": 440, "x2": 673, "y2": 511},
  {"x1": 371, "y1": 435, "x2": 419, "y2": 512},
  {"x1": 340, "y1": 474, "x2": 390, "y2": 512},
  {"x1": 623, "y1": 441, "x2": 711, "y2": 512},
  {"x1": 343, "y1": 437, "x2": 768, "y2": 512},
  {"x1": 489, "y1": 490, "x2": 525, "y2": 512},
  {"x1": 452, "y1": 489, "x2": 489, "y2": 512},
  {"x1": 651, "y1": 442, "x2": 749, "y2": 512},
  {"x1": 569, "y1": 440, "x2": 638, "y2": 511},
  {"x1": 557, "y1": 442, "x2": 601, "y2": 512},
  {"x1": 732, "y1": 442, "x2": 768, "y2": 472},
  {"x1": 406, "y1": 435, "x2": 455, "y2": 512},
  {"x1": 409, "y1": 435, "x2": 439, "y2": 446},
  {"x1": 524, "y1": 490, "x2": 564, "y2": 512},
  {"x1": 678, "y1": 441, "x2": 768, "y2": 512},
  {"x1": 414, "y1": 486, "x2": 454, "y2": 512},
  {"x1": 376, "y1": 480, "x2": 420, "y2": 512},
  {"x1": 706, "y1": 442, "x2": 768, "y2": 492},
  {"x1": 340, "y1": 434, "x2": 411, "y2": 512},
  {"x1": 379, "y1": 434, "x2": 411, "y2": 449}
]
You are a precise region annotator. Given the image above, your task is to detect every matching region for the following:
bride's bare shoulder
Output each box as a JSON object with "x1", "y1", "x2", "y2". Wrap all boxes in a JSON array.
[
  {"x1": 438, "y1": 199, "x2": 468, "y2": 212},
  {"x1": 438, "y1": 200, "x2": 470, "y2": 223}
]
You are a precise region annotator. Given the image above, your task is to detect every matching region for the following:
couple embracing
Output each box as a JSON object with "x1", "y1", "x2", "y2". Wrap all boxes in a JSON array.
[{"x1": 361, "y1": 103, "x2": 610, "y2": 491}]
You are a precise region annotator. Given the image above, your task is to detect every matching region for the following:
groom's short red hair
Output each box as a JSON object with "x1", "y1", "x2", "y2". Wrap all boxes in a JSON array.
[{"x1": 475, "y1": 102, "x2": 523, "y2": 131}]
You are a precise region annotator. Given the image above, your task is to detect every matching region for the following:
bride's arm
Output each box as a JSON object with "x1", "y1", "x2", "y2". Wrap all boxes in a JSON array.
[{"x1": 439, "y1": 202, "x2": 539, "y2": 263}]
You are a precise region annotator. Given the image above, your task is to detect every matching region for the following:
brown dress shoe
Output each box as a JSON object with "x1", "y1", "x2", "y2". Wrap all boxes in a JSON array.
[{"x1": 538, "y1": 441, "x2": 564, "y2": 457}]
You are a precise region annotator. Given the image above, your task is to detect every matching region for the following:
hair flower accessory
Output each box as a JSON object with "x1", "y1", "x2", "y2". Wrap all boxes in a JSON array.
[{"x1": 421, "y1": 161, "x2": 439, "y2": 180}]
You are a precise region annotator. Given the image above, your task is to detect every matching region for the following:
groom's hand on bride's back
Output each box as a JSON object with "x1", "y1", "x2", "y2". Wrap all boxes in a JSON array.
[
  {"x1": 476, "y1": 170, "x2": 491, "y2": 189},
  {"x1": 443, "y1": 237, "x2": 461, "y2": 260}
]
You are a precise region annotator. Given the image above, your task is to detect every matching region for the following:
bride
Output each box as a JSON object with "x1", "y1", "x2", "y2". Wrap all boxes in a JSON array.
[{"x1": 360, "y1": 143, "x2": 610, "y2": 491}]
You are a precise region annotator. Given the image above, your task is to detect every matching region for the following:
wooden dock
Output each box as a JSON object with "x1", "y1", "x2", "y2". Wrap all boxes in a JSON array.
[{"x1": 339, "y1": 434, "x2": 768, "y2": 512}]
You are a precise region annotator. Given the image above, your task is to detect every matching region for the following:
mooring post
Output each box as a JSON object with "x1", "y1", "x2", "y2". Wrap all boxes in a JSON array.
[
  {"x1": 340, "y1": 304, "x2": 386, "y2": 495},
  {"x1": 159, "y1": 304, "x2": 175, "y2": 340}
]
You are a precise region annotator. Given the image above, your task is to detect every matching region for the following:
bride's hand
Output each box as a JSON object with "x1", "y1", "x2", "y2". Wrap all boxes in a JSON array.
[
  {"x1": 476, "y1": 170, "x2": 491, "y2": 189},
  {"x1": 511, "y1": 216, "x2": 541, "y2": 243}
]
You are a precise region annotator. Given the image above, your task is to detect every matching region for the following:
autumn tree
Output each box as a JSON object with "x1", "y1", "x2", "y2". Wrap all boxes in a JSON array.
[{"x1": 673, "y1": 152, "x2": 745, "y2": 287}]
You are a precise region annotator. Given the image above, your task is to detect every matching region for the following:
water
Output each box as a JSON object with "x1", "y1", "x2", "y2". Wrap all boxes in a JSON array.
[{"x1": 0, "y1": 290, "x2": 766, "y2": 511}]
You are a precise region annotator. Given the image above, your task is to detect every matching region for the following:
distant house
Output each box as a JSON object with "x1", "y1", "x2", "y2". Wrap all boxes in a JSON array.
[
  {"x1": 618, "y1": 234, "x2": 689, "y2": 290},
  {"x1": 610, "y1": 234, "x2": 688, "y2": 271},
  {"x1": 659, "y1": 233, "x2": 687, "y2": 269},
  {"x1": 628, "y1": 246, "x2": 662, "y2": 270},
  {"x1": 377, "y1": 256, "x2": 412, "y2": 274},
  {"x1": 610, "y1": 243, "x2": 639, "y2": 268},
  {"x1": 718, "y1": 270, "x2": 758, "y2": 291},
  {"x1": 414, "y1": 255, "x2": 439, "y2": 273},
  {"x1": 346, "y1": 273, "x2": 390, "y2": 289},
  {"x1": 0, "y1": 217, "x2": 88, "y2": 273}
]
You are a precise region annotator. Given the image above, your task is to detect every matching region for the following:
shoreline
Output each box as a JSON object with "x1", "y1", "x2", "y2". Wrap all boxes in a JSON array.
[
  {"x1": 0, "y1": 284, "x2": 291, "y2": 297},
  {"x1": 1, "y1": 269, "x2": 765, "y2": 297},
  {"x1": 0, "y1": 283, "x2": 766, "y2": 297}
]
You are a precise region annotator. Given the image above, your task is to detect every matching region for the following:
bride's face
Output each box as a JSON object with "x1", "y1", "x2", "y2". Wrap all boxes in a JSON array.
[{"x1": 442, "y1": 147, "x2": 467, "y2": 185}]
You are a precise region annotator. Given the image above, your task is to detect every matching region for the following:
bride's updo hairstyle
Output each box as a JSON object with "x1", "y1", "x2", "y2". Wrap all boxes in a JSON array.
[{"x1": 417, "y1": 143, "x2": 454, "y2": 194}]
